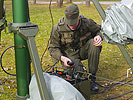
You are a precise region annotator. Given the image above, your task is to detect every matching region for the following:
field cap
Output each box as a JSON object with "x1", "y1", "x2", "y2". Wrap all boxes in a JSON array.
[{"x1": 64, "y1": 4, "x2": 79, "y2": 26}]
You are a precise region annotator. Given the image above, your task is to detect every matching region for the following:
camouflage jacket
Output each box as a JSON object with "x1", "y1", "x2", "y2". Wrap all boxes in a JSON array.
[{"x1": 48, "y1": 15, "x2": 101, "y2": 61}]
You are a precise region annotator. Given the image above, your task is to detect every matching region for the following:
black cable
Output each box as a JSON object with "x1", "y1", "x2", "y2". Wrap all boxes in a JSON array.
[
  {"x1": 0, "y1": 46, "x2": 16, "y2": 76},
  {"x1": 49, "y1": 0, "x2": 54, "y2": 29},
  {"x1": 76, "y1": 71, "x2": 133, "y2": 87},
  {"x1": 88, "y1": 74, "x2": 133, "y2": 99},
  {"x1": 40, "y1": 39, "x2": 49, "y2": 65},
  {"x1": 104, "y1": 91, "x2": 133, "y2": 100},
  {"x1": 40, "y1": 0, "x2": 54, "y2": 65},
  {"x1": 44, "y1": 62, "x2": 57, "y2": 72},
  {"x1": 88, "y1": 74, "x2": 133, "y2": 94},
  {"x1": 126, "y1": 95, "x2": 133, "y2": 100},
  {"x1": 78, "y1": 72, "x2": 133, "y2": 97},
  {"x1": 97, "y1": 78, "x2": 133, "y2": 94}
]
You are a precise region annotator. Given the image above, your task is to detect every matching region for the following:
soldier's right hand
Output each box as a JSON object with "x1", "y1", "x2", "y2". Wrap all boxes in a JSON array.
[{"x1": 61, "y1": 56, "x2": 72, "y2": 67}]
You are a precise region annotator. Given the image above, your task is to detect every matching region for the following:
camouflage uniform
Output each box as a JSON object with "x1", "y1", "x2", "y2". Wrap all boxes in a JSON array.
[{"x1": 48, "y1": 15, "x2": 102, "y2": 75}]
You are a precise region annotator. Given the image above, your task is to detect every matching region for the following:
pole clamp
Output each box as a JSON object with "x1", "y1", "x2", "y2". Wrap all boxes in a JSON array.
[{"x1": 8, "y1": 22, "x2": 39, "y2": 40}]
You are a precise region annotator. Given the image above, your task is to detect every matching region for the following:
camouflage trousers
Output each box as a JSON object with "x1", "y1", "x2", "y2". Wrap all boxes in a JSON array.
[{"x1": 64, "y1": 39, "x2": 102, "y2": 75}]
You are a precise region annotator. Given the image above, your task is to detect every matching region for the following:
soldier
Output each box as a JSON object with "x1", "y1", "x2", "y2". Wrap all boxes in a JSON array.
[{"x1": 48, "y1": 4, "x2": 102, "y2": 93}]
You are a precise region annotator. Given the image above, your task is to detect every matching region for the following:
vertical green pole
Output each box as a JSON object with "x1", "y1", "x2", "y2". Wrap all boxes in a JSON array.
[
  {"x1": 0, "y1": 0, "x2": 4, "y2": 19},
  {"x1": 12, "y1": 0, "x2": 31, "y2": 98}
]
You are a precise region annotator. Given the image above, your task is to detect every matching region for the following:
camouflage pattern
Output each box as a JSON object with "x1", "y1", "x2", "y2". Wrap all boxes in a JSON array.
[{"x1": 48, "y1": 15, "x2": 102, "y2": 74}]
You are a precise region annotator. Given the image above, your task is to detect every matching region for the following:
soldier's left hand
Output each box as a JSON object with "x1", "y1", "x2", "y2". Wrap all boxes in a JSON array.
[{"x1": 94, "y1": 35, "x2": 102, "y2": 46}]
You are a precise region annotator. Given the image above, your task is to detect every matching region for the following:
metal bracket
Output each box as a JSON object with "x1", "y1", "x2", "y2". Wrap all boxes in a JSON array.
[{"x1": 8, "y1": 22, "x2": 38, "y2": 37}]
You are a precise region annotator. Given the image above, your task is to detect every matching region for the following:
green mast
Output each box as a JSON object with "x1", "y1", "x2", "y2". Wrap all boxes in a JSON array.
[
  {"x1": 11, "y1": 0, "x2": 50, "y2": 99},
  {"x1": 12, "y1": 0, "x2": 31, "y2": 98}
]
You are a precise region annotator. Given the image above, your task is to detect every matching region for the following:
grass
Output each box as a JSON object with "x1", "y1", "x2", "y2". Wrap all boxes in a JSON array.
[
  {"x1": 0, "y1": 1, "x2": 133, "y2": 100},
  {"x1": 5, "y1": 0, "x2": 121, "y2": 1}
]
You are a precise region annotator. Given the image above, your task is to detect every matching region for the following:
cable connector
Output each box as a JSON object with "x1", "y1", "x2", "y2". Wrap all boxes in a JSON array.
[{"x1": 87, "y1": 73, "x2": 92, "y2": 79}]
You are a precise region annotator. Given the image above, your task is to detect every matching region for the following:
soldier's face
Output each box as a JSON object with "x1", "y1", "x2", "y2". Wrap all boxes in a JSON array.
[{"x1": 68, "y1": 19, "x2": 79, "y2": 30}]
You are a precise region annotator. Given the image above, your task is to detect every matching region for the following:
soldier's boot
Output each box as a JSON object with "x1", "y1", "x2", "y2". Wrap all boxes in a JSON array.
[{"x1": 90, "y1": 75, "x2": 99, "y2": 94}]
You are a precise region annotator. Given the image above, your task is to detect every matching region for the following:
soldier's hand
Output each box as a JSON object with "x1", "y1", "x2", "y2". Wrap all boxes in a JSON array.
[
  {"x1": 94, "y1": 35, "x2": 102, "y2": 46},
  {"x1": 61, "y1": 56, "x2": 72, "y2": 67}
]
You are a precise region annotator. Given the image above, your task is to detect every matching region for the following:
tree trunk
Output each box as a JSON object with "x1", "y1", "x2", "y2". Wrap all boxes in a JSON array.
[
  {"x1": 86, "y1": 0, "x2": 90, "y2": 6},
  {"x1": 57, "y1": 0, "x2": 63, "y2": 7},
  {"x1": 33, "y1": 0, "x2": 36, "y2": 4},
  {"x1": 68, "y1": 0, "x2": 72, "y2": 3}
]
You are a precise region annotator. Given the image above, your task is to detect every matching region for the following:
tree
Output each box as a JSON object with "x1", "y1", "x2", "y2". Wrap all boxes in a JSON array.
[
  {"x1": 33, "y1": 0, "x2": 36, "y2": 4},
  {"x1": 86, "y1": 0, "x2": 90, "y2": 6},
  {"x1": 57, "y1": 0, "x2": 63, "y2": 7},
  {"x1": 68, "y1": 0, "x2": 72, "y2": 3}
]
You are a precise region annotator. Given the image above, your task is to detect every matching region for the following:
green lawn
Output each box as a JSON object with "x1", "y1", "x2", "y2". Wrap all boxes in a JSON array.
[
  {"x1": 0, "y1": 1, "x2": 132, "y2": 100},
  {"x1": 5, "y1": 0, "x2": 121, "y2": 1}
]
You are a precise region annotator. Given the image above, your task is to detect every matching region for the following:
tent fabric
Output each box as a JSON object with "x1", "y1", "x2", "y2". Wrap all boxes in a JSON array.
[
  {"x1": 27, "y1": 72, "x2": 85, "y2": 100},
  {"x1": 121, "y1": 0, "x2": 133, "y2": 9},
  {"x1": 101, "y1": 0, "x2": 133, "y2": 45}
]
